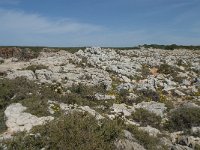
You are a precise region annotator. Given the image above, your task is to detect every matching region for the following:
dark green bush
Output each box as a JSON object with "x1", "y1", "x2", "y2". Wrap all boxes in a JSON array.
[
  {"x1": 0, "y1": 77, "x2": 39, "y2": 105},
  {"x1": 19, "y1": 48, "x2": 39, "y2": 60},
  {"x1": 0, "y1": 108, "x2": 7, "y2": 134},
  {"x1": 21, "y1": 97, "x2": 50, "y2": 117},
  {"x1": 0, "y1": 59, "x2": 4, "y2": 64},
  {"x1": 69, "y1": 83, "x2": 107, "y2": 98},
  {"x1": 165, "y1": 107, "x2": 200, "y2": 131},
  {"x1": 135, "y1": 89, "x2": 160, "y2": 103},
  {"x1": 0, "y1": 78, "x2": 38, "y2": 133},
  {"x1": 140, "y1": 64, "x2": 151, "y2": 79},
  {"x1": 3, "y1": 113, "x2": 123, "y2": 150},
  {"x1": 126, "y1": 125, "x2": 167, "y2": 150},
  {"x1": 131, "y1": 108, "x2": 162, "y2": 128},
  {"x1": 119, "y1": 89, "x2": 129, "y2": 98},
  {"x1": 158, "y1": 64, "x2": 175, "y2": 74},
  {"x1": 142, "y1": 44, "x2": 200, "y2": 50},
  {"x1": 195, "y1": 144, "x2": 200, "y2": 150}
]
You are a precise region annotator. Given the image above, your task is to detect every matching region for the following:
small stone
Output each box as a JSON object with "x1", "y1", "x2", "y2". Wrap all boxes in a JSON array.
[
  {"x1": 174, "y1": 90, "x2": 185, "y2": 96},
  {"x1": 121, "y1": 76, "x2": 131, "y2": 83}
]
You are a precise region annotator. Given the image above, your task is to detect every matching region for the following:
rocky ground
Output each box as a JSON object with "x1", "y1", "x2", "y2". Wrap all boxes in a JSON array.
[{"x1": 0, "y1": 47, "x2": 200, "y2": 150}]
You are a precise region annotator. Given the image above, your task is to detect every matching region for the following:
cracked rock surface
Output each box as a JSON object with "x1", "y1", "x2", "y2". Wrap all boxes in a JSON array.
[{"x1": 4, "y1": 103, "x2": 54, "y2": 133}]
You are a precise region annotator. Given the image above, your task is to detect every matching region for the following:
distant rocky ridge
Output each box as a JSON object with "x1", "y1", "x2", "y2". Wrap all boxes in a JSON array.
[{"x1": 0, "y1": 47, "x2": 21, "y2": 59}]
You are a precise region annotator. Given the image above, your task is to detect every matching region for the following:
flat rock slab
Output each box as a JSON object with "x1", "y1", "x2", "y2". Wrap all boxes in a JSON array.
[
  {"x1": 134, "y1": 101, "x2": 167, "y2": 117},
  {"x1": 4, "y1": 103, "x2": 54, "y2": 133}
]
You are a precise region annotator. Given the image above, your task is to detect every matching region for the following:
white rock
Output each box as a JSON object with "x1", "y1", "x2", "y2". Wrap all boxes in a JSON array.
[
  {"x1": 4, "y1": 103, "x2": 54, "y2": 133},
  {"x1": 121, "y1": 76, "x2": 131, "y2": 83},
  {"x1": 135, "y1": 101, "x2": 167, "y2": 117},
  {"x1": 79, "y1": 106, "x2": 104, "y2": 120},
  {"x1": 6, "y1": 70, "x2": 36, "y2": 80},
  {"x1": 139, "y1": 126, "x2": 161, "y2": 137},
  {"x1": 95, "y1": 93, "x2": 116, "y2": 100},
  {"x1": 191, "y1": 127, "x2": 200, "y2": 134},
  {"x1": 35, "y1": 69, "x2": 53, "y2": 83},
  {"x1": 111, "y1": 103, "x2": 135, "y2": 117},
  {"x1": 174, "y1": 90, "x2": 185, "y2": 96}
]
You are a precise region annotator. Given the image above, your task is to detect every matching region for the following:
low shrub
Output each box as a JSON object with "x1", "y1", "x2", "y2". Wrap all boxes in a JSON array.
[
  {"x1": 131, "y1": 108, "x2": 162, "y2": 128},
  {"x1": 19, "y1": 48, "x2": 41, "y2": 61},
  {"x1": 140, "y1": 64, "x2": 151, "y2": 79},
  {"x1": 158, "y1": 64, "x2": 175, "y2": 74},
  {"x1": 0, "y1": 108, "x2": 7, "y2": 134},
  {"x1": 126, "y1": 125, "x2": 167, "y2": 150},
  {"x1": 0, "y1": 78, "x2": 38, "y2": 133},
  {"x1": 69, "y1": 83, "x2": 107, "y2": 98},
  {"x1": 0, "y1": 59, "x2": 4, "y2": 64},
  {"x1": 195, "y1": 144, "x2": 200, "y2": 150},
  {"x1": 135, "y1": 89, "x2": 160, "y2": 103},
  {"x1": 0, "y1": 77, "x2": 40, "y2": 107},
  {"x1": 165, "y1": 107, "x2": 200, "y2": 131},
  {"x1": 132, "y1": 65, "x2": 151, "y2": 81},
  {"x1": 21, "y1": 97, "x2": 50, "y2": 117},
  {"x1": 3, "y1": 113, "x2": 123, "y2": 150},
  {"x1": 142, "y1": 44, "x2": 200, "y2": 50},
  {"x1": 134, "y1": 89, "x2": 174, "y2": 110}
]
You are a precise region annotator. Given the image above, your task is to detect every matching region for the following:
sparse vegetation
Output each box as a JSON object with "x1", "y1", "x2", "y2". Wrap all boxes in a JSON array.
[
  {"x1": 2, "y1": 112, "x2": 123, "y2": 150},
  {"x1": 0, "y1": 59, "x2": 4, "y2": 64},
  {"x1": 142, "y1": 44, "x2": 200, "y2": 50},
  {"x1": 158, "y1": 64, "x2": 175, "y2": 74},
  {"x1": 140, "y1": 64, "x2": 151, "y2": 79},
  {"x1": 165, "y1": 107, "x2": 200, "y2": 131},
  {"x1": 173, "y1": 75, "x2": 187, "y2": 84},
  {"x1": 195, "y1": 144, "x2": 200, "y2": 150},
  {"x1": 21, "y1": 97, "x2": 50, "y2": 117},
  {"x1": 0, "y1": 107, "x2": 7, "y2": 133},
  {"x1": 126, "y1": 125, "x2": 167, "y2": 150},
  {"x1": 131, "y1": 108, "x2": 162, "y2": 128},
  {"x1": 69, "y1": 83, "x2": 107, "y2": 98},
  {"x1": 134, "y1": 89, "x2": 174, "y2": 110},
  {"x1": 135, "y1": 89, "x2": 160, "y2": 103}
]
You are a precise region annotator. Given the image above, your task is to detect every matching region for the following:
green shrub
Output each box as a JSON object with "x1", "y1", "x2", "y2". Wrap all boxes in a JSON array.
[
  {"x1": 0, "y1": 108, "x2": 7, "y2": 134},
  {"x1": 165, "y1": 107, "x2": 200, "y2": 131},
  {"x1": 142, "y1": 44, "x2": 200, "y2": 50},
  {"x1": 132, "y1": 65, "x2": 150, "y2": 81},
  {"x1": 3, "y1": 113, "x2": 123, "y2": 150},
  {"x1": 176, "y1": 59, "x2": 191, "y2": 68},
  {"x1": 140, "y1": 64, "x2": 151, "y2": 79},
  {"x1": 0, "y1": 78, "x2": 110, "y2": 134},
  {"x1": 69, "y1": 83, "x2": 107, "y2": 98},
  {"x1": 0, "y1": 59, "x2": 4, "y2": 64},
  {"x1": 173, "y1": 75, "x2": 186, "y2": 84},
  {"x1": 195, "y1": 144, "x2": 200, "y2": 150},
  {"x1": 131, "y1": 108, "x2": 162, "y2": 128},
  {"x1": 118, "y1": 89, "x2": 129, "y2": 99},
  {"x1": 0, "y1": 78, "x2": 51, "y2": 126},
  {"x1": 126, "y1": 125, "x2": 167, "y2": 150},
  {"x1": 21, "y1": 97, "x2": 50, "y2": 117},
  {"x1": 0, "y1": 78, "x2": 38, "y2": 133},
  {"x1": 0, "y1": 78, "x2": 41, "y2": 110},
  {"x1": 158, "y1": 64, "x2": 175, "y2": 74},
  {"x1": 135, "y1": 89, "x2": 160, "y2": 103}
]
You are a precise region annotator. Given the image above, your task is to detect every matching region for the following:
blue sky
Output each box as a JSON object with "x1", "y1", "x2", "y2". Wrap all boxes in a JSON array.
[{"x1": 0, "y1": 0, "x2": 199, "y2": 47}]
